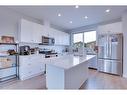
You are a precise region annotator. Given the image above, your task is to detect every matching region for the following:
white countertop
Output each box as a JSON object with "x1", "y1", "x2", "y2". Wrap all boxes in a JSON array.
[{"x1": 45, "y1": 54, "x2": 96, "y2": 69}]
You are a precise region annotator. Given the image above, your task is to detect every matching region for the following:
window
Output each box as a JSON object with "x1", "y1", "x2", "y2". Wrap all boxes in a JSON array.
[
  {"x1": 72, "y1": 31, "x2": 96, "y2": 54},
  {"x1": 73, "y1": 33, "x2": 83, "y2": 47},
  {"x1": 84, "y1": 31, "x2": 96, "y2": 54},
  {"x1": 84, "y1": 31, "x2": 96, "y2": 43}
]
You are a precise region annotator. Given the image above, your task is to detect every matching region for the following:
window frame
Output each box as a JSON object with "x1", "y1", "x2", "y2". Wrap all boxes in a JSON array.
[{"x1": 72, "y1": 30, "x2": 96, "y2": 47}]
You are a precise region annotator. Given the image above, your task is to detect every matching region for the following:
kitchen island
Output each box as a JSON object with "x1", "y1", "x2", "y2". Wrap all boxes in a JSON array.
[{"x1": 45, "y1": 54, "x2": 96, "y2": 89}]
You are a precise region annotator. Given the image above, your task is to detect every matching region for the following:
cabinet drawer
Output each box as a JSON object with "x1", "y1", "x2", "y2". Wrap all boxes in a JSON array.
[
  {"x1": 19, "y1": 56, "x2": 31, "y2": 64},
  {"x1": 19, "y1": 66, "x2": 33, "y2": 79}
]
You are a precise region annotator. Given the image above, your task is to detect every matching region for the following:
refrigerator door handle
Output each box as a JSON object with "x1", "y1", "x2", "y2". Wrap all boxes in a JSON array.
[
  {"x1": 110, "y1": 40, "x2": 112, "y2": 58},
  {"x1": 106, "y1": 36, "x2": 109, "y2": 57},
  {"x1": 106, "y1": 43, "x2": 108, "y2": 57},
  {"x1": 108, "y1": 36, "x2": 110, "y2": 57},
  {"x1": 109, "y1": 37, "x2": 111, "y2": 58}
]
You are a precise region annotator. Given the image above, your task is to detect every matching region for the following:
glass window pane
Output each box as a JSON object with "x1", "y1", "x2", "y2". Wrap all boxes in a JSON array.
[
  {"x1": 73, "y1": 33, "x2": 83, "y2": 47},
  {"x1": 84, "y1": 31, "x2": 96, "y2": 43},
  {"x1": 73, "y1": 33, "x2": 83, "y2": 43},
  {"x1": 84, "y1": 31, "x2": 96, "y2": 54}
]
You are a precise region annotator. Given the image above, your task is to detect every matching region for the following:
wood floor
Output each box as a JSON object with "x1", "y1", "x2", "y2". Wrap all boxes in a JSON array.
[
  {"x1": 0, "y1": 75, "x2": 46, "y2": 89},
  {"x1": 81, "y1": 69, "x2": 127, "y2": 89},
  {"x1": 1, "y1": 69, "x2": 127, "y2": 89}
]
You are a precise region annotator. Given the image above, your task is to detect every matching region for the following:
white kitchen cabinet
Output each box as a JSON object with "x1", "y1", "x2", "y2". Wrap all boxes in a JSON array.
[
  {"x1": 61, "y1": 32, "x2": 70, "y2": 45},
  {"x1": 41, "y1": 26, "x2": 50, "y2": 37},
  {"x1": 50, "y1": 28, "x2": 70, "y2": 45},
  {"x1": 19, "y1": 19, "x2": 70, "y2": 45},
  {"x1": 19, "y1": 54, "x2": 45, "y2": 80},
  {"x1": 33, "y1": 23, "x2": 44, "y2": 43},
  {"x1": 97, "y1": 22, "x2": 122, "y2": 35},
  {"x1": 20, "y1": 19, "x2": 44, "y2": 43},
  {"x1": 20, "y1": 19, "x2": 34, "y2": 43},
  {"x1": 51, "y1": 29, "x2": 61, "y2": 45}
]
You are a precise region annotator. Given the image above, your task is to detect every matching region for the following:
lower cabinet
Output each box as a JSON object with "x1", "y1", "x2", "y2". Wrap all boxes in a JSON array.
[{"x1": 19, "y1": 55, "x2": 45, "y2": 80}]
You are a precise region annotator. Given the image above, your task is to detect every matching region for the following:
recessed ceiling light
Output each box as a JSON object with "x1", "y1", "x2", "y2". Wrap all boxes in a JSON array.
[
  {"x1": 84, "y1": 16, "x2": 88, "y2": 19},
  {"x1": 69, "y1": 21, "x2": 72, "y2": 23},
  {"x1": 75, "y1": 5, "x2": 79, "y2": 8},
  {"x1": 105, "y1": 9, "x2": 110, "y2": 13},
  {"x1": 58, "y1": 13, "x2": 61, "y2": 17}
]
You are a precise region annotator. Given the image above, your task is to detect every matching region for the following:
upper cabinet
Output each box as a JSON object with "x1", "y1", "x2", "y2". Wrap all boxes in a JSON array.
[
  {"x1": 33, "y1": 23, "x2": 44, "y2": 43},
  {"x1": 50, "y1": 28, "x2": 70, "y2": 45},
  {"x1": 19, "y1": 19, "x2": 43, "y2": 43},
  {"x1": 97, "y1": 22, "x2": 122, "y2": 35},
  {"x1": 19, "y1": 19, "x2": 34, "y2": 43},
  {"x1": 19, "y1": 19, "x2": 70, "y2": 45}
]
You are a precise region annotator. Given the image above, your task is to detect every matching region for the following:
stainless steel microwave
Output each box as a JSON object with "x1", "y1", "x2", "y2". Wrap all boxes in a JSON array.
[{"x1": 41, "y1": 36, "x2": 55, "y2": 45}]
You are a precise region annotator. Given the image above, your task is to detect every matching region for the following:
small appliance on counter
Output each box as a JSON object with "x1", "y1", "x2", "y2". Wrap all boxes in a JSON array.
[
  {"x1": 7, "y1": 49, "x2": 18, "y2": 55},
  {"x1": 19, "y1": 45, "x2": 30, "y2": 55},
  {"x1": 29, "y1": 47, "x2": 39, "y2": 54},
  {"x1": 30, "y1": 48, "x2": 36, "y2": 54}
]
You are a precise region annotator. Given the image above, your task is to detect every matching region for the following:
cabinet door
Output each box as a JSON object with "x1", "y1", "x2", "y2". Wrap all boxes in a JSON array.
[
  {"x1": 48, "y1": 28, "x2": 55, "y2": 38},
  {"x1": 19, "y1": 56, "x2": 32, "y2": 80},
  {"x1": 33, "y1": 23, "x2": 43, "y2": 43},
  {"x1": 63, "y1": 32, "x2": 70, "y2": 45},
  {"x1": 30, "y1": 55, "x2": 45, "y2": 74},
  {"x1": 42, "y1": 26, "x2": 50, "y2": 37},
  {"x1": 58, "y1": 32, "x2": 70, "y2": 45},
  {"x1": 20, "y1": 19, "x2": 34, "y2": 43},
  {"x1": 59, "y1": 31, "x2": 64, "y2": 45},
  {"x1": 19, "y1": 55, "x2": 45, "y2": 80},
  {"x1": 19, "y1": 66, "x2": 31, "y2": 79},
  {"x1": 54, "y1": 29, "x2": 61, "y2": 45}
]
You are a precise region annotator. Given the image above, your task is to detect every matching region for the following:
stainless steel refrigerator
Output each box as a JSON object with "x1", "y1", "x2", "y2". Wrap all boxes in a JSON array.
[{"x1": 98, "y1": 33, "x2": 123, "y2": 76}]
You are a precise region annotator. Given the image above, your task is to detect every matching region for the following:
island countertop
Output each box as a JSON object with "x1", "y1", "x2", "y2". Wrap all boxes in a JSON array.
[{"x1": 45, "y1": 54, "x2": 96, "y2": 69}]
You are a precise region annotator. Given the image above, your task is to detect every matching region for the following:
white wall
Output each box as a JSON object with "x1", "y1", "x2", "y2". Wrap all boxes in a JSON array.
[{"x1": 122, "y1": 12, "x2": 127, "y2": 78}]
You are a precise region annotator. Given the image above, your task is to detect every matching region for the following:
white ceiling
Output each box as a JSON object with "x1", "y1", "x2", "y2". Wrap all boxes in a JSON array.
[{"x1": 7, "y1": 6, "x2": 127, "y2": 31}]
